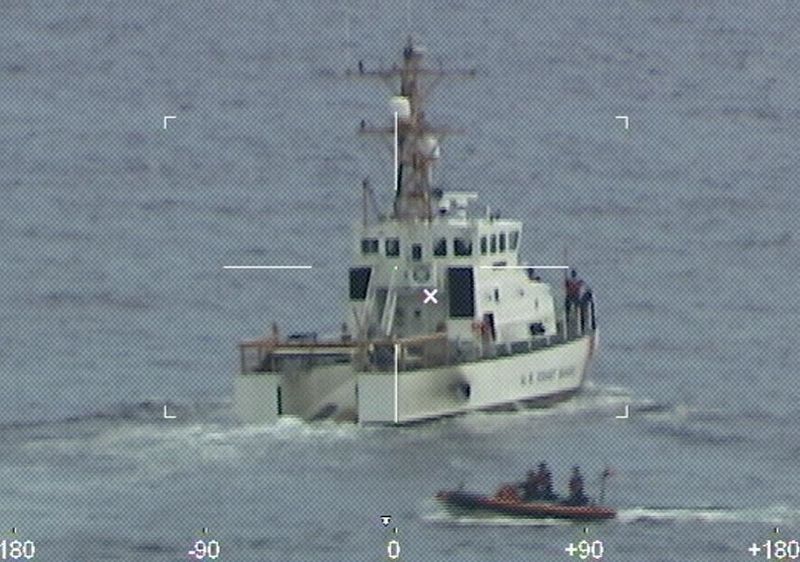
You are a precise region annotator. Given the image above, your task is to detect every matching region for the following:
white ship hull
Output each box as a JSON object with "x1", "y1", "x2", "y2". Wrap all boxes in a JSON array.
[
  {"x1": 233, "y1": 41, "x2": 601, "y2": 427},
  {"x1": 234, "y1": 333, "x2": 596, "y2": 425}
]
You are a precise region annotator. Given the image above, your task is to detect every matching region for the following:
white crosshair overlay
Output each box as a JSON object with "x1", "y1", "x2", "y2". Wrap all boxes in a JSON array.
[
  {"x1": 615, "y1": 115, "x2": 629, "y2": 129},
  {"x1": 394, "y1": 343, "x2": 400, "y2": 423},
  {"x1": 163, "y1": 405, "x2": 176, "y2": 419},
  {"x1": 394, "y1": 111, "x2": 399, "y2": 192},
  {"x1": 423, "y1": 289, "x2": 438, "y2": 304},
  {"x1": 222, "y1": 265, "x2": 312, "y2": 270},
  {"x1": 615, "y1": 405, "x2": 630, "y2": 419},
  {"x1": 394, "y1": 343, "x2": 400, "y2": 424},
  {"x1": 163, "y1": 116, "x2": 176, "y2": 129}
]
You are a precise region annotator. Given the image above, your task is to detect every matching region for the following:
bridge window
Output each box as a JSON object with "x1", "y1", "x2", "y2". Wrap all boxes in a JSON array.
[
  {"x1": 385, "y1": 238, "x2": 400, "y2": 257},
  {"x1": 480, "y1": 236, "x2": 487, "y2": 255},
  {"x1": 509, "y1": 231, "x2": 519, "y2": 250},
  {"x1": 490, "y1": 234, "x2": 497, "y2": 254},
  {"x1": 454, "y1": 238, "x2": 473, "y2": 256},
  {"x1": 361, "y1": 238, "x2": 379, "y2": 254},
  {"x1": 499, "y1": 232, "x2": 506, "y2": 252},
  {"x1": 411, "y1": 244, "x2": 422, "y2": 261},
  {"x1": 433, "y1": 238, "x2": 447, "y2": 256}
]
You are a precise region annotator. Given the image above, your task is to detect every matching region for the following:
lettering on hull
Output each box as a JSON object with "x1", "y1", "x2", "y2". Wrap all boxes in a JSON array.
[{"x1": 520, "y1": 366, "x2": 577, "y2": 386}]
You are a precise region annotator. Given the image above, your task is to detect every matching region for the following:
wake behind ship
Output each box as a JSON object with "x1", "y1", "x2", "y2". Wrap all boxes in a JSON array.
[{"x1": 234, "y1": 40, "x2": 598, "y2": 425}]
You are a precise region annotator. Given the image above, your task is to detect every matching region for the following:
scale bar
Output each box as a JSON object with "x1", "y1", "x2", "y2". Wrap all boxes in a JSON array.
[{"x1": 223, "y1": 265, "x2": 313, "y2": 270}]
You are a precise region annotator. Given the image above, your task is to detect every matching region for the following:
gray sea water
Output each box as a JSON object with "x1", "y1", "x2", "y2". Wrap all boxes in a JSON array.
[{"x1": 2, "y1": 0, "x2": 799, "y2": 560}]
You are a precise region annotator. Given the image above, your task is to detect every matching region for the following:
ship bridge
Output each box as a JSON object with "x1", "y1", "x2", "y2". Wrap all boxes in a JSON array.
[{"x1": 348, "y1": 218, "x2": 567, "y2": 358}]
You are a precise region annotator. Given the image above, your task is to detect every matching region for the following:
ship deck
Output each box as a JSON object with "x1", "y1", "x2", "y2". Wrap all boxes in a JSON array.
[{"x1": 239, "y1": 327, "x2": 595, "y2": 375}]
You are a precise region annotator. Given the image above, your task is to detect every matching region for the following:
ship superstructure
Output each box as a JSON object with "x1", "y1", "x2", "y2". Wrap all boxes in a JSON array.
[{"x1": 234, "y1": 40, "x2": 598, "y2": 424}]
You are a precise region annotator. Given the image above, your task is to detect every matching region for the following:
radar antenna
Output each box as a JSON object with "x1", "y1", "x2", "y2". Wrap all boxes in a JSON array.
[{"x1": 347, "y1": 37, "x2": 476, "y2": 220}]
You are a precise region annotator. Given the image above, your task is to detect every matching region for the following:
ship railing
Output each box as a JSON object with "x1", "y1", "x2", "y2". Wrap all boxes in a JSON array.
[
  {"x1": 364, "y1": 329, "x2": 590, "y2": 372},
  {"x1": 359, "y1": 331, "x2": 582, "y2": 372},
  {"x1": 239, "y1": 320, "x2": 597, "y2": 374},
  {"x1": 486, "y1": 334, "x2": 563, "y2": 359},
  {"x1": 355, "y1": 332, "x2": 452, "y2": 372},
  {"x1": 239, "y1": 339, "x2": 358, "y2": 373}
]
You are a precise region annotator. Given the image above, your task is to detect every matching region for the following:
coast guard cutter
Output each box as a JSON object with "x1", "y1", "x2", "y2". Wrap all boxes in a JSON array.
[{"x1": 234, "y1": 40, "x2": 598, "y2": 425}]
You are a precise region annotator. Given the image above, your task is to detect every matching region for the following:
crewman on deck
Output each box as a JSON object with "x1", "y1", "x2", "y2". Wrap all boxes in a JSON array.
[
  {"x1": 565, "y1": 466, "x2": 590, "y2": 506},
  {"x1": 520, "y1": 462, "x2": 557, "y2": 501},
  {"x1": 580, "y1": 285, "x2": 595, "y2": 331},
  {"x1": 521, "y1": 470, "x2": 541, "y2": 501},
  {"x1": 565, "y1": 270, "x2": 583, "y2": 306},
  {"x1": 536, "y1": 462, "x2": 558, "y2": 501}
]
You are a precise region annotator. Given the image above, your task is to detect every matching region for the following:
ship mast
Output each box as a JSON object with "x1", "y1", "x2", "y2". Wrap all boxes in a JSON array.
[{"x1": 353, "y1": 37, "x2": 475, "y2": 221}]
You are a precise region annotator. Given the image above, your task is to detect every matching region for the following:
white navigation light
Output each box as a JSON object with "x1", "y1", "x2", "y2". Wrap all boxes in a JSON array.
[{"x1": 389, "y1": 96, "x2": 411, "y2": 120}]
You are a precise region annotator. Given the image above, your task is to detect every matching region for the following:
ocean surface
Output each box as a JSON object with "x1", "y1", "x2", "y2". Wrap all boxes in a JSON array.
[{"x1": 2, "y1": 0, "x2": 799, "y2": 560}]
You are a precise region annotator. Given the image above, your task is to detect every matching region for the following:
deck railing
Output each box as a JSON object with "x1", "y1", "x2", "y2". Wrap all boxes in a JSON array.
[
  {"x1": 239, "y1": 304, "x2": 596, "y2": 375},
  {"x1": 239, "y1": 339, "x2": 358, "y2": 373}
]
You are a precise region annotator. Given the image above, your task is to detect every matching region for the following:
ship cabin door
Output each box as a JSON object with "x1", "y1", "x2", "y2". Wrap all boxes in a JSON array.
[{"x1": 482, "y1": 313, "x2": 496, "y2": 341}]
